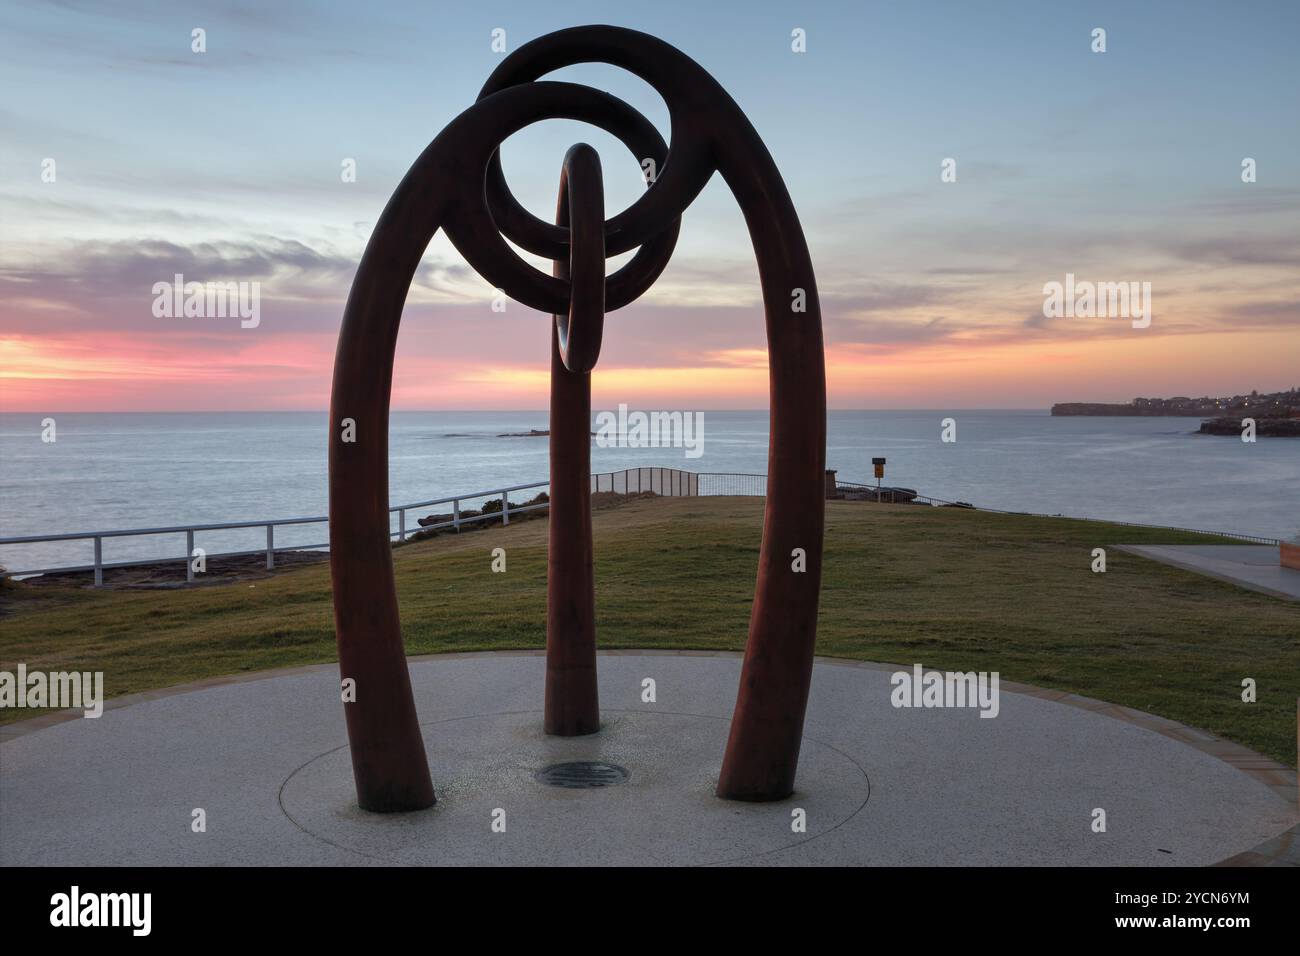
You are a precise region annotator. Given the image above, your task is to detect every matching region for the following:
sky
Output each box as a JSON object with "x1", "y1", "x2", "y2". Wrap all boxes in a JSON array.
[{"x1": 1, "y1": 0, "x2": 1297, "y2": 411}]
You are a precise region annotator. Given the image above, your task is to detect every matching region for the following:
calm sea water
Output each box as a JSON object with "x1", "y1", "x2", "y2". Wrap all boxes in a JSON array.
[{"x1": 1, "y1": 410, "x2": 1296, "y2": 573}]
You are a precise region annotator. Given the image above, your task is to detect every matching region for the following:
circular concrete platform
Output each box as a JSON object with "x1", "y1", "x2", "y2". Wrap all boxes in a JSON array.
[
  {"x1": 1, "y1": 652, "x2": 1295, "y2": 866},
  {"x1": 281, "y1": 710, "x2": 869, "y2": 866}
]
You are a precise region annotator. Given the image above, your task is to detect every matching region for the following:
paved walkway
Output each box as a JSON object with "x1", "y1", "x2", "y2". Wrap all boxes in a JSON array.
[
  {"x1": 1118, "y1": 545, "x2": 1300, "y2": 601},
  {"x1": 2, "y1": 651, "x2": 1296, "y2": 866}
]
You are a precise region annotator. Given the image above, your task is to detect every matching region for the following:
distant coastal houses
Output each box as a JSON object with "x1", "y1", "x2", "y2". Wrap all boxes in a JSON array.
[{"x1": 1051, "y1": 387, "x2": 1300, "y2": 418}]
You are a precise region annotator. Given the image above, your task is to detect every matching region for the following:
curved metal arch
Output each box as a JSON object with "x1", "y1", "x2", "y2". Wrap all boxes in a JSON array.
[{"x1": 329, "y1": 25, "x2": 825, "y2": 811}]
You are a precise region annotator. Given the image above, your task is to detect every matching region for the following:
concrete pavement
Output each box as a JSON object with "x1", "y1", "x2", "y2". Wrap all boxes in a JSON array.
[
  {"x1": 1117, "y1": 545, "x2": 1300, "y2": 601},
  {"x1": 1, "y1": 651, "x2": 1295, "y2": 866}
]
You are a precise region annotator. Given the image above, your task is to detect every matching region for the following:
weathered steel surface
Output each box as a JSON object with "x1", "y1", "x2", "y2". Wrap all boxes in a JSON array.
[
  {"x1": 329, "y1": 25, "x2": 825, "y2": 810},
  {"x1": 545, "y1": 144, "x2": 602, "y2": 736}
]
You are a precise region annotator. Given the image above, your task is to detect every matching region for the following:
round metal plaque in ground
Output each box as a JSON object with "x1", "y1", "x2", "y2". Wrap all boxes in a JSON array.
[
  {"x1": 279, "y1": 708, "x2": 871, "y2": 866},
  {"x1": 536, "y1": 761, "x2": 629, "y2": 789}
]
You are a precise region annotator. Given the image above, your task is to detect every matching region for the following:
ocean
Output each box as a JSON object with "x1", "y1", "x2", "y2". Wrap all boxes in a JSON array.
[{"x1": 1, "y1": 410, "x2": 1296, "y2": 574}]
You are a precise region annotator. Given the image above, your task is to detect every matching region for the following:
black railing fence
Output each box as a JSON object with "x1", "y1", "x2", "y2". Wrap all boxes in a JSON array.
[
  {"x1": 592, "y1": 467, "x2": 697, "y2": 496},
  {"x1": 697, "y1": 472, "x2": 767, "y2": 497}
]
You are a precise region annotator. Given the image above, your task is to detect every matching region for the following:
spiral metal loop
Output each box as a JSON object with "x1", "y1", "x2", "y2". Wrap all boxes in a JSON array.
[{"x1": 435, "y1": 80, "x2": 682, "y2": 315}]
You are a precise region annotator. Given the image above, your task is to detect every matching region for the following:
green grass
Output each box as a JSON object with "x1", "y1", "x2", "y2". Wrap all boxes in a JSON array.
[{"x1": 2, "y1": 498, "x2": 1296, "y2": 765}]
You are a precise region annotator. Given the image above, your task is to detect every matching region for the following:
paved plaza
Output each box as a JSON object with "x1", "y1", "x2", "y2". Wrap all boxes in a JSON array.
[{"x1": 2, "y1": 652, "x2": 1295, "y2": 866}]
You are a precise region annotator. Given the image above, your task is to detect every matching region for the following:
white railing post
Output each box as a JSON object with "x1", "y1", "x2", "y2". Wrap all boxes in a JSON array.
[
  {"x1": 186, "y1": 529, "x2": 195, "y2": 583},
  {"x1": 453, "y1": 499, "x2": 461, "y2": 532},
  {"x1": 266, "y1": 524, "x2": 274, "y2": 570},
  {"x1": 398, "y1": 508, "x2": 406, "y2": 542},
  {"x1": 93, "y1": 536, "x2": 103, "y2": 587},
  {"x1": 501, "y1": 492, "x2": 509, "y2": 526}
]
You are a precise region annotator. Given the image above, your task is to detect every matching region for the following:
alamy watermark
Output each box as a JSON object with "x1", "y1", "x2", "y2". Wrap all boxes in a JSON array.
[
  {"x1": 594, "y1": 404, "x2": 705, "y2": 459},
  {"x1": 0, "y1": 663, "x2": 104, "y2": 718},
  {"x1": 50, "y1": 886, "x2": 150, "y2": 935},
  {"x1": 1042, "y1": 273, "x2": 1151, "y2": 329},
  {"x1": 152, "y1": 273, "x2": 260, "y2": 328},
  {"x1": 890, "y1": 663, "x2": 1000, "y2": 718}
]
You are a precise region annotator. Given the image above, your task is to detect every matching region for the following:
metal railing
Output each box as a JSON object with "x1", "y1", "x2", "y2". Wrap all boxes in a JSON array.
[
  {"x1": 0, "y1": 481, "x2": 544, "y2": 585},
  {"x1": 0, "y1": 466, "x2": 1278, "y2": 583},
  {"x1": 592, "y1": 466, "x2": 698, "y2": 496},
  {"x1": 0, "y1": 467, "x2": 699, "y2": 584},
  {"x1": 698, "y1": 472, "x2": 767, "y2": 496}
]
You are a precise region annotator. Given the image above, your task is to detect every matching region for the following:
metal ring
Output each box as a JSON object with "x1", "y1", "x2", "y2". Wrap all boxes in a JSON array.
[
  {"x1": 434, "y1": 81, "x2": 685, "y2": 314},
  {"x1": 555, "y1": 143, "x2": 605, "y2": 373},
  {"x1": 478, "y1": 26, "x2": 717, "y2": 257}
]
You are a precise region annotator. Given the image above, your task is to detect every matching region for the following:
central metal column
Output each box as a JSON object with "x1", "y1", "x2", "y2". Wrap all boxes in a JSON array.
[{"x1": 544, "y1": 144, "x2": 604, "y2": 736}]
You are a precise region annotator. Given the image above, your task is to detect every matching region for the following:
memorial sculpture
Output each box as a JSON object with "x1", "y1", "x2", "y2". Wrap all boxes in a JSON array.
[{"x1": 328, "y1": 25, "x2": 826, "y2": 811}]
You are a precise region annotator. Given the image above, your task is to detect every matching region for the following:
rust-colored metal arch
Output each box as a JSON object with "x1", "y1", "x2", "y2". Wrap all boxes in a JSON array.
[{"x1": 329, "y1": 25, "x2": 825, "y2": 811}]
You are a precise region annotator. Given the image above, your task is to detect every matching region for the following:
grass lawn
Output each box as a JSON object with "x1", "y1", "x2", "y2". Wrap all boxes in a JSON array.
[{"x1": 2, "y1": 497, "x2": 1296, "y2": 765}]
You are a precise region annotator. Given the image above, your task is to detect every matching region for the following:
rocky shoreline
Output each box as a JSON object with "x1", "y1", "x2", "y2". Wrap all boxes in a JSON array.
[
  {"x1": 1052, "y1": 389, "x2": 1298, "y2": 418},
  {"x1": 1198, "y1": 417, "x2": 1300, "y2": 437},
  {"x1": 409, "y1": 489, "x2": 656, "y2": 541},
  {"x1": 495, "y1": 429, "x2": 596, "y2": 437},
  {"x1": 1051, "y1": 402, "x2": 1207, "y2": 416}
]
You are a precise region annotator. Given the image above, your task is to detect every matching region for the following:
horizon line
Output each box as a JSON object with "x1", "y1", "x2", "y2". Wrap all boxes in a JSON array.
[{"x1": 1, "y1": 406, "x2": 1063, "y2": 415}]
